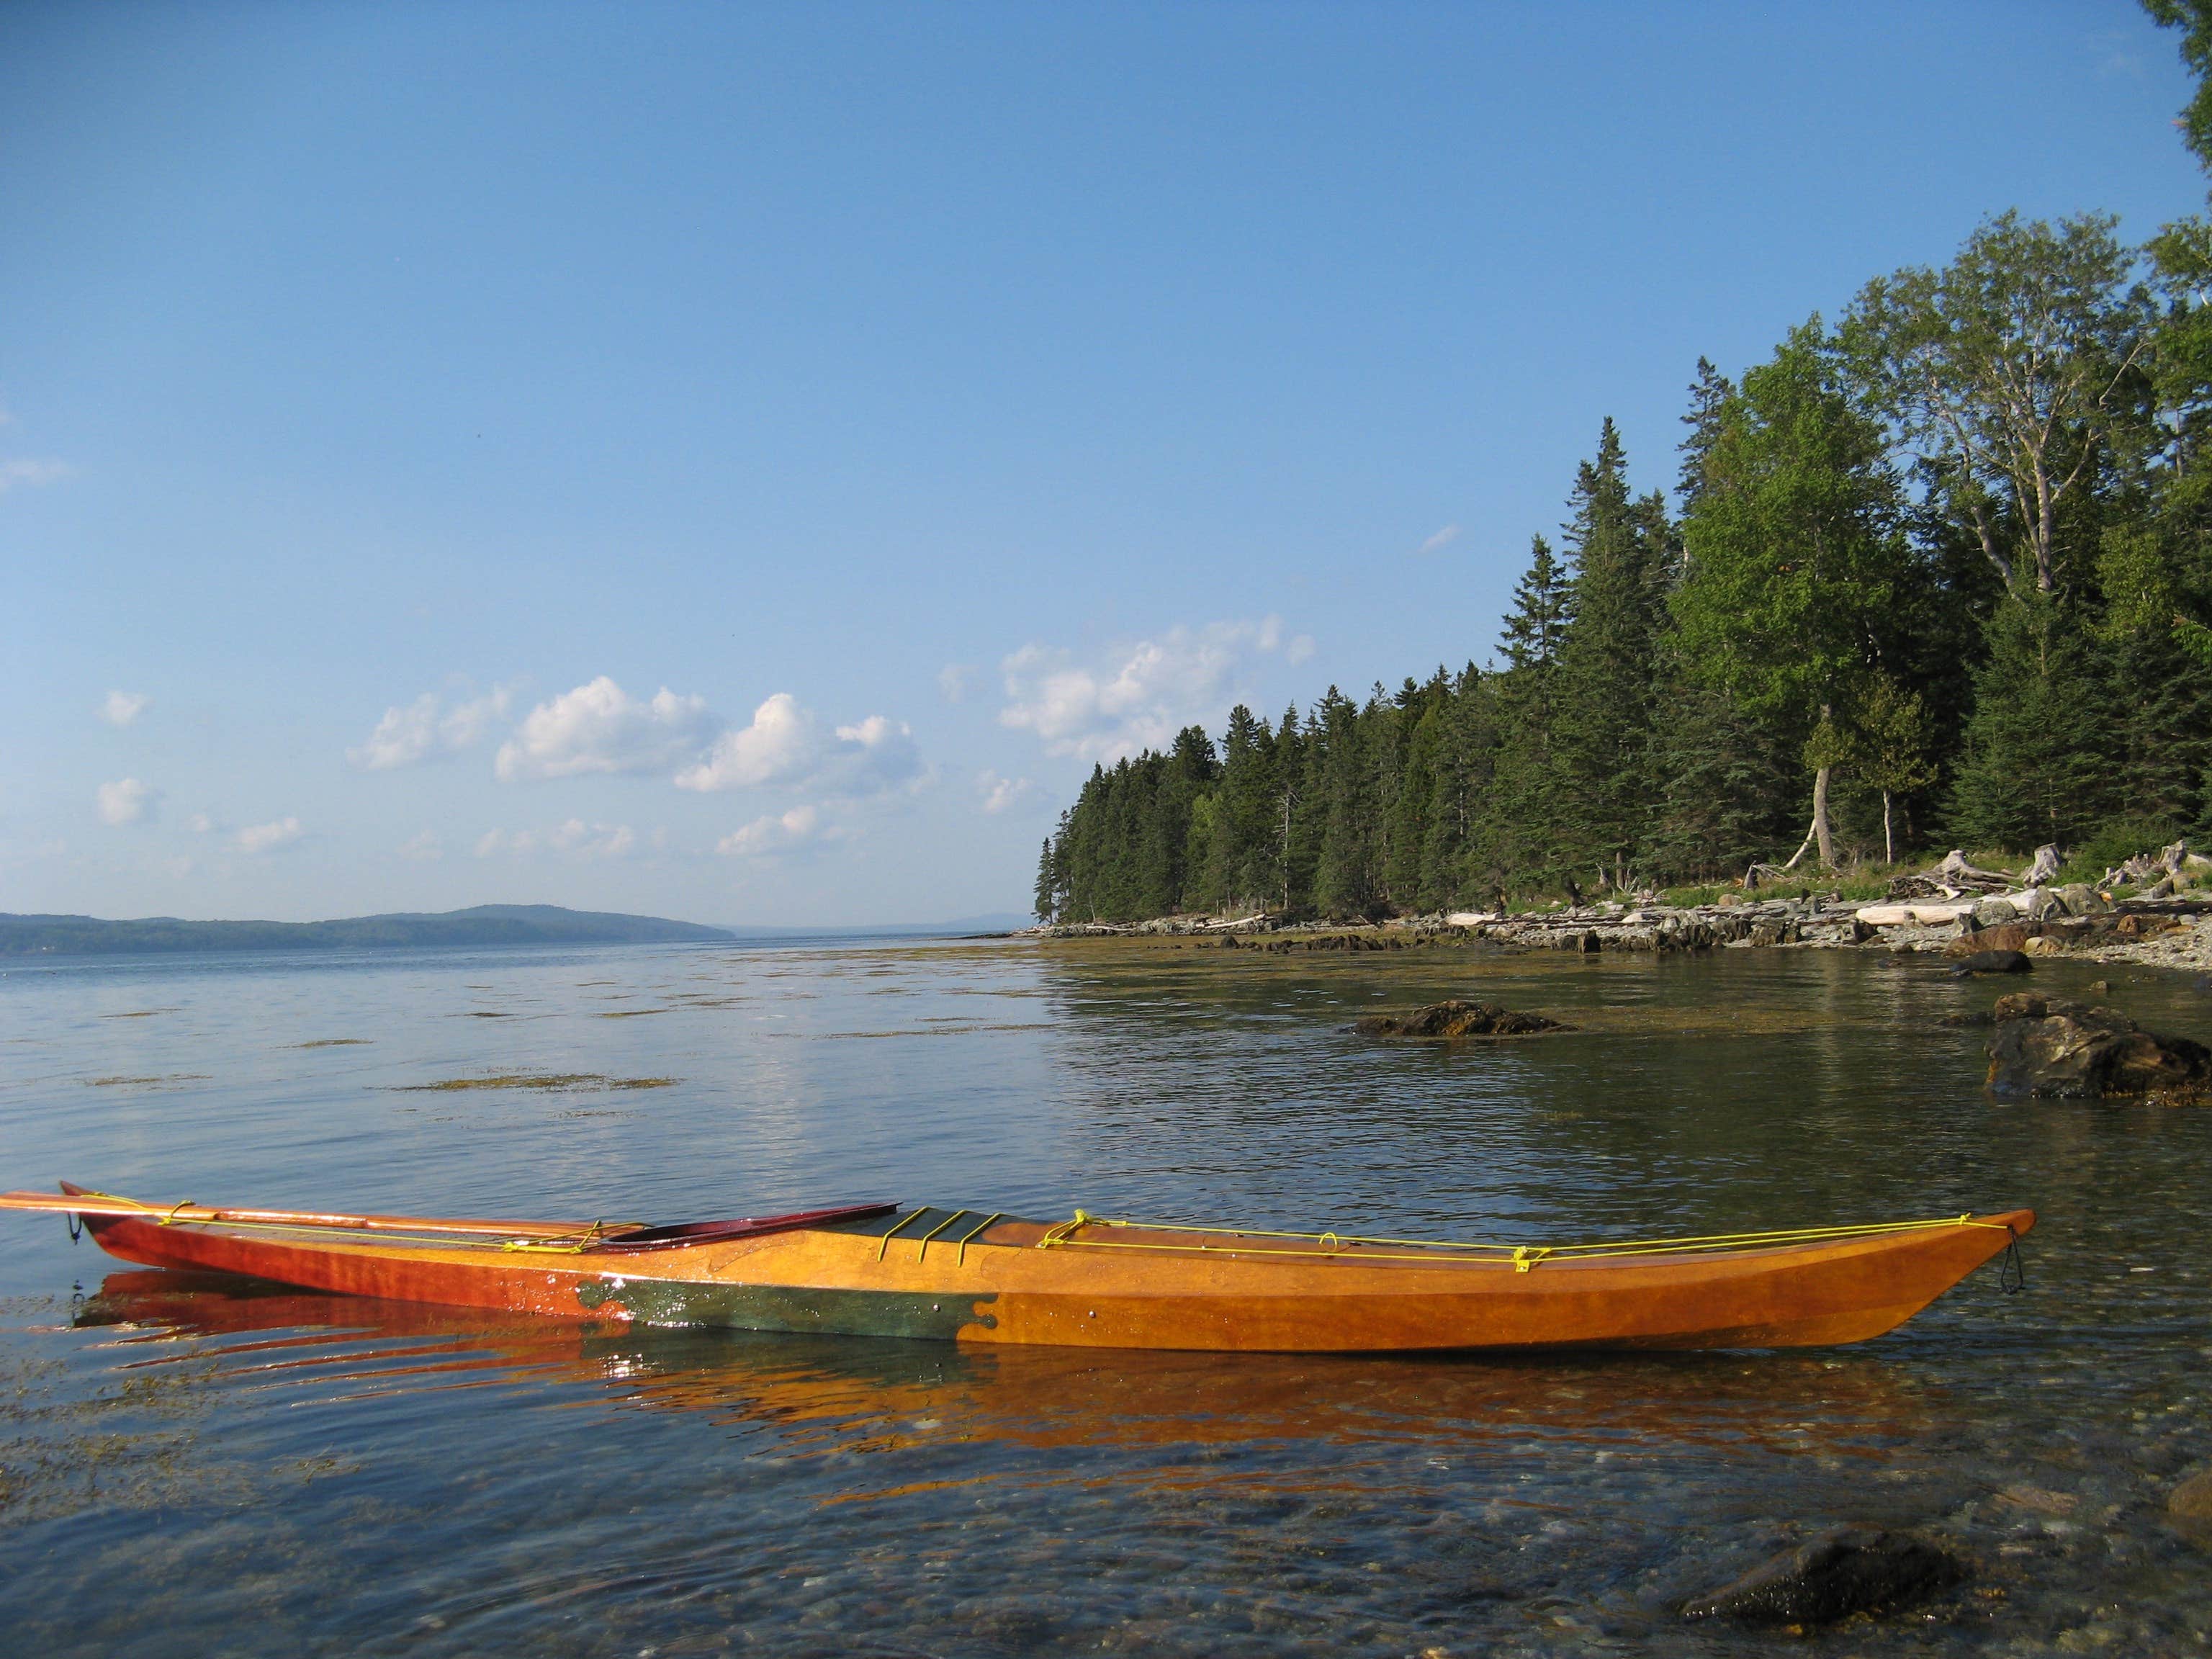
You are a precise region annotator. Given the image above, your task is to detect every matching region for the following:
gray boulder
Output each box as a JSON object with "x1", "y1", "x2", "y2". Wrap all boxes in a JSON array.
[
  {"x1": 1987, "y1": 994, "x2": 2212, "y2": 1100},
  {"x1": 2054, "y1": 883, "x2": 2108, "y2": 917}
]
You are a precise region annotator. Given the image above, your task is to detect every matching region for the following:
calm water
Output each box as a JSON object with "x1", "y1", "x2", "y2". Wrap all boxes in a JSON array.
[{"x1": 1, "y1": 936, "x2": 2208, "y2": 1656}]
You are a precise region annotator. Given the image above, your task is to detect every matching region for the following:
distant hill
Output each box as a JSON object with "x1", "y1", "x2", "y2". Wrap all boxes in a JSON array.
[{"x1": 0, "y1": 904, "x2": 734, "y2": 957}]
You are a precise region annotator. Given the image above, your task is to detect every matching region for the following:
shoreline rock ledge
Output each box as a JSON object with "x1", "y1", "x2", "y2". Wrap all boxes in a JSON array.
[
  {"x1": 1986, "y1": 993, "x2": 2212, "y2": 1102},
  {"x1": 1354, "y1": 1000, "x2": 1574, "y2": 1040}
]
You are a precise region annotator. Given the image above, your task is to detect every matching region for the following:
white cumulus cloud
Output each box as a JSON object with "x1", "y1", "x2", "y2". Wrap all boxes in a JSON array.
[
  {"x1": 100, "y1": 690, "x2": 149, "y2": 727},
  {"x1": 938, "y1": 663, "x2": 976, "y2": 702},
  {"x1": 495, "y1": 677, "x2": 716, "y2": 781},
  {"x1": 397, "y1": 830, "x2": 443, "y2": 861},
  {"x1": 675, "y1": 696, "x2": 922, "y2": 798},
  {"x1": 96, "y1": 778, "x2": 157, "y2": 826},
  {"x1": 1414, "y1": 524, "x2": 1462, "y2": 556},
  {"x1": 976, "y1": 770, "x2": 1033, "y2": 814},
  {"x1": 998, "y1": 616, "x2": 1316, "y2": 763},
  {"x1": 715, "y1": 804, "x2": 827, "y2": 858},
  {"x1": 235, "y1": 817, "x2": 303, "y2": 854},
  {"x1": 351, "y1": 685, "x2": 516, "y2": 770},
  {"x1": 674, "y1": 693, "x2": 817, "y2": 791}
]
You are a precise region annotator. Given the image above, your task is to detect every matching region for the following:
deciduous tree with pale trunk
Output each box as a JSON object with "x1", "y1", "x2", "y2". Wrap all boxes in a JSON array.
[{"x1": 1841, "y1": 212, "x2": 2154, "y2": 595}]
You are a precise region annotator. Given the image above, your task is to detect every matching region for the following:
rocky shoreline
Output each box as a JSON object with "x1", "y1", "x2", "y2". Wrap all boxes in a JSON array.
[{"x1": 1033, "y1": 882, "x2": 2212, "y2": 976}]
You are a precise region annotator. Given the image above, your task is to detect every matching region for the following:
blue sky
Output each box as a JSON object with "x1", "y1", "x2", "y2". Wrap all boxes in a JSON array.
[{"x1": 3, "y1": 1, "x2": 2204, "y2": 925}]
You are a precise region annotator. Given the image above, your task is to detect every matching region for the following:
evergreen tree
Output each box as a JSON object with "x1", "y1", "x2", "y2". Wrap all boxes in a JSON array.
[
  {"x1": 1642, "y1": 668, "x2": 1802, "y2": 882},
  {"x1": 1310, "y1": 688, "x2": 1379, "y2": 918},
  {"x1": 2096, "y1": 524, "x2": 2209, "y2": 824},
  {"x1": 1033, "y1": 824, "x2": 1064, "y2": 921},
  {"x1": 1949, "y1": 592, "x2": 2116, "y2": 848},
  {"x1": 1275, "y1": 705, "x2": 1315, "y2": 912},
  {"x1": 1480, "y1": 535, "x2": 1573, "y2": 897},
  {"x1": 1550, "y1": 420, "x2": 1668, "y2": 886},
  {"x1": 1388, "y1": 678, "x2": 1445, "y2": 908},
  {"x1": 1678, "y1": 356, "x2": 1737, "y2": 513},
  {"x1": 1421, "y1": 665, "x2": 1492, "y2": 909},
  {"x1": 1202, "y1": 704, "x2": 1278, "y2": 912},
  {"x1": 1133, "y1": 726, "x2": 1219, "y2": 915}
]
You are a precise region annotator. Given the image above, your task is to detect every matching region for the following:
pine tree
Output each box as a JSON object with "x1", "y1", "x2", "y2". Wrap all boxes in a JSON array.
[
  {"x1": 1388, "y1": 683, "x2": 1444, "y2": 908},
  {"x1": 1481, "y1": 536, "x2": 1573, "y2": 897},
  {"x1": 1679, "y1": 356, "x2": 1737, "y2": 513},
  {"x1": 1137, "y1": 725, "x2": 1220, "y2": 914},
  {"x1": 1422, "y1": 664, "x2": 1491, "y2": 909},
  {"x1": 1275, "y1": 705, "x2": 1315, "y2": 913},
  {"x1": 1205, "y1": 705, "x2": 1278, "y2": 910},
  {"x1": 1642, "y1": 667, "x2": 1802, "y2": 882},
  {"x1": 1033, "y1": 825, "x2": 1064, "y2": 921},
  {"x1": 1310, "y1": 688, "x2": 1378, "y2": 918},
  {"x1": 1949, "y1": 590, "x2": 2116, "y2": 849},
  {"x1": 1550, "y1": 420, "x2": 1668, "y2": 886}
]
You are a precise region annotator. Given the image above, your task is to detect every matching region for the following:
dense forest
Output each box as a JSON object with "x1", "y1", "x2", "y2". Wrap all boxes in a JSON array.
[{"x1": 1034, "y1": 5, "x2": 2212, "y2": 926}]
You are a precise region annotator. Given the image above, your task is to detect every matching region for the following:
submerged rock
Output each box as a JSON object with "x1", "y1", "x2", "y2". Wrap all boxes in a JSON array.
[
  {"x1": 1986, "y1": 993, "x2": 2212, "y2": 1100},
  {"x1": 2172, "y1": 1470, "x2": 2212, "y2": 1521},
  {"x1": 1354, "y1": 1000, "x2": 1575, "y2": 1040},
  {"x1": 1681, "y1": 1527, "x2": 1966, "y2": 1626},
  {"x1": 1950, "y1": 950, "x2": 2032, "y2": 976}
]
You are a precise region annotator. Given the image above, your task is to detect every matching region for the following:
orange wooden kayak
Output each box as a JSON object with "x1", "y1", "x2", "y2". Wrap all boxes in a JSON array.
[
  {"x1": 73, "y1": 1267, "x2": 1936, "y2": 1452},
  {"x1": 0, "y1": 1184, "x2": 2033, "y2": 1353}
]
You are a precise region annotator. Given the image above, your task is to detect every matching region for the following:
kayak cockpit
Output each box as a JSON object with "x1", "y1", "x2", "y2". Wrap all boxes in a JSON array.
[{"x1": 587, "y1": 1202, "x2": 898, "y2": 1252}]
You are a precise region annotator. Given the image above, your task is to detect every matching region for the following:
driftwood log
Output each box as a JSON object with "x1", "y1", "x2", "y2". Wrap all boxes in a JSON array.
[
  {"x1": 1887, "y1": 848, "x2": 2015, "y2": 901},
  {"x1": 2105, "y1": 838, "x2": 2193, "y2": 888}
]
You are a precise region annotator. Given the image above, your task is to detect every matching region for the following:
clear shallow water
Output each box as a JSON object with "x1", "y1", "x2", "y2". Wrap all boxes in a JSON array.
[{"x1": 1, "y1": 936, "x2": 2208, "y2": 1656}]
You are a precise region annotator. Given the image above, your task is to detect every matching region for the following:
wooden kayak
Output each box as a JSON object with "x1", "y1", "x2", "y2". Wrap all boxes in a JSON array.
[
  {"x1": 0, "y1": 1184, "x2": 2033, "y2": 1353},
  {"x1": 73, "y1": 1267, "x2": 1934, "y2": 1452}
]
